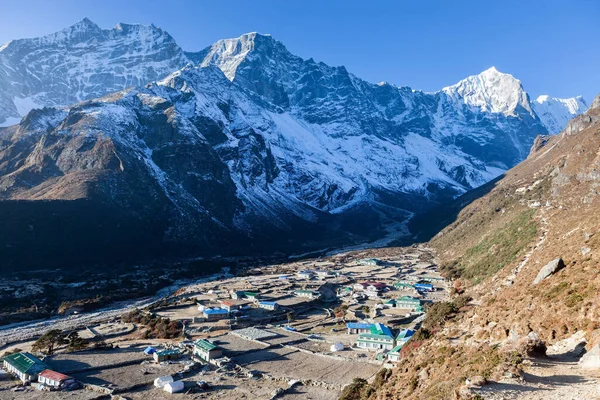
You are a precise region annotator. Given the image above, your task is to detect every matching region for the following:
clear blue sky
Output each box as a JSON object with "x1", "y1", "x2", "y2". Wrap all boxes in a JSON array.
[{"x1": 1, "y1": 0, "x2": 599, "y2": 102}]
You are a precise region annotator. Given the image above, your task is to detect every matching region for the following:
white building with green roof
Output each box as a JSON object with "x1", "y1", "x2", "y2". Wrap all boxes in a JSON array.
[
  {"x1": 2, "y1": 352, "x2": 47, "y2": 383},
  {"x1": 395, "y1": 295, "x2": 422, "y2": 310},
  {"x1": 356, "y1": 323, "x2": 395, "y2": 350},
  {"x1": 193, "y1": 339, "x2": 223, "y2": 362},
  {"x1": 387, "y1": 344, "x2": 403, "y2": 362}
]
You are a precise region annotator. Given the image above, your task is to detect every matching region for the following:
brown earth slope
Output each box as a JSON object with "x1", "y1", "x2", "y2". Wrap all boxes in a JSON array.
[{"x1": 371, "y1": 94, "x2": 600, "y2": 399}]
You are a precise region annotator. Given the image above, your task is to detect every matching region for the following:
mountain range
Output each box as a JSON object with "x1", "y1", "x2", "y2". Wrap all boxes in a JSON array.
[{"x1": 0, "y1": 19, "x2": 589, "y2": 270}]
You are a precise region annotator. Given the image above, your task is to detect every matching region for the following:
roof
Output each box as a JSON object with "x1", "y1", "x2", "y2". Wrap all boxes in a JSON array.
[
  {"x1": 388, "y1": 345, "x2": 403, "y2": 354},
  {"x1": 155, "y1": 349, "x2": 180, "y2": 356},
  {"x1": 397, "y1": 329, "x2": 415, "y2": 339},
  {"x1": 39, "y1": 369, "x2": 72, "y2": 382},
  {"x1": 371, "y1": 323, "x2": 393, "y2": 337},
  {"x1": 346, "y1": 322, "x2": 373, "y2": 329},
  {"x1": 204, "y1": 308, "x2": 229, "y2": 314},
  {"x1": 357, "y1": 333, "x2": 394, "y2": 342},
  {"x1": 3, "y1": 352, "x2": 47, "y2": 375},
  {"x1": 397, "y1": 296, "x2": 421, "y2": 304},
  {"x1": 414, "y1": 283, "x2": 433, "y2": 287},
  {"x1": 194, "y1": 339, "x2": 217, "y2": 352}
]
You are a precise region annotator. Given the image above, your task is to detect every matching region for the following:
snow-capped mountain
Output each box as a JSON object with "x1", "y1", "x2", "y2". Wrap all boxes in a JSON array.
[
  {"x1": 0, "y1": 21, "x2": 590, "y2": 269},
  {"x1": 532, "y1": 95, "x2": 588, "y2": 134},
  {"x1": 0, "y1": 18, "x2": 188, "y2": 126}
]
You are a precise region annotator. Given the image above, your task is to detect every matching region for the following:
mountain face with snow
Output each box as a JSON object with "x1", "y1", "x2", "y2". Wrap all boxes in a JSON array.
[
  {"x1": 0, "y1": 18, "x2": 188, "y2": 126},
  {"x1": 0, "y1": 21, "x2": 589, "y2": 270},
  {"x1": 531, "y1": 95, "x2": 588, "y2": 134}
]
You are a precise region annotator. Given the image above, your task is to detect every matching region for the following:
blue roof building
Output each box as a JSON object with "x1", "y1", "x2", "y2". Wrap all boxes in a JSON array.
[
  {"x1": 346, "y1": 322, "x2": 374, "y2": 334},
  {"x1": 203, "y1": 308, "x2": 229, "y2": 320},
  {"x1": 414, "y1": 283, "x2": 434, "y2": 292}
]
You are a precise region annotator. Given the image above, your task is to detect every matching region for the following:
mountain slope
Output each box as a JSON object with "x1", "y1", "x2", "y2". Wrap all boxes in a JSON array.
[{"x1": 376, "y1": 95, "x2": 600, "y2": 399}]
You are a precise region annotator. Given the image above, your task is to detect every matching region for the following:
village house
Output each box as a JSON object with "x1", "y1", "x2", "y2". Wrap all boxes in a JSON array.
[
  {"x1": 354, "y1": 282, "x2": 386, "y2": 292},
  {"x1": 393, "y1": 281, "x2": 414, "y2": 290},
  {"x1": 387, "y1": 329, "x2": 415, "y2": 362},
  {"x1": 357, "y1": 258, "x2": 381, "y2": 266},
  {"x1": 219, "y1": 299, "x2": 248, "y2": 312},
  {"x1": 395, "y1": 295, "x2": 423, "y2": 311},
  {"x1": 387, "y1": 345, "x2": 403, "y2": 362},
  {"x1": 295, "y1": 289, "x2": 320, "y2": 299},
  {"x1": 258, "y1": 301, "x2": 278, "y2": 311},
  {"x1": 193, "y1": 339, "x2": 223, "y2": 362},
  {"x1": 414, "y1": 283, "x2": 434, "y2": 292},
  {"x1": 243, "y1": 291, "x2": 261, "y2": 301},
  {"x1": 396, "y1": 329, "x2": 415, "y2": 345},
  {"x1": 203, "y1": 308, "x2": 230, "y2": 320},
  {"x1": 153, "y1": 349, "x2": 181, "y2": 363},
  {"x1": 231, "y1": 291, "x2": 245, "y2": 300},
  {"x1": 296, "y1": 270, "x2": 314, "y2": 279},
  {"x1": 314, "y1": 270, "x2": 332, "y2": 279},
  {"x1": 38, "y1": 369, "x2": 76, "y2": 390},
  {"x1": 346, "y1": 322, "x2": 373, "y2": 334},
  {"x1": 356, "y1": 323, "x2": 395, "y2": 350},
  {"x1": 3, "y1": 352, "x2": 48, "y2": 384}
]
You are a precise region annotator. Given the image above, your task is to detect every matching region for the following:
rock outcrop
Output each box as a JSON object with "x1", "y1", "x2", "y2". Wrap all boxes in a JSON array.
[{"x1": 533, "y1": 258, "x2": 565, "y2": 284}]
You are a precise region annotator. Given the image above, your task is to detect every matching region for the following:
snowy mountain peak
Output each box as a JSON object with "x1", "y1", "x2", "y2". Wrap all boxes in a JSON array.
[
  {"x1": 532, "y1": 94, "x2": 588, "y2": 133},
  {"x1": 70, "y1": 17, "x2": 101, "y2": 32},
  {"x1": 0, "y1": 19, "x2": 188, "y2": 126},
  {"x1": 192, "y1": 32, "x2": 288, "y2": 81},
  {"x1": 442, "y1": 66, "x2": 531, "y2": 116}
]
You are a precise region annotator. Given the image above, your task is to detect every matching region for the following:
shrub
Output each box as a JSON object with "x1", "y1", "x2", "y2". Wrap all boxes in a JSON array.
[
  {"x1": 339, "y1": 378, "x2": 373, "y2": 400},
  {"x1": 423, "y1": 302, "x2": 458, "y2": 331}
]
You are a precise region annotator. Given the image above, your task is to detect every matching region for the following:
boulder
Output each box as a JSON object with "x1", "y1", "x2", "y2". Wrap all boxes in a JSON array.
[
  {"x1": 533, "y1": 258, "x2": 565, "y2": 284},
  {"x1": 465, "y1": 376, "x2": 487, "y2": 387},
  {"x1": 521, "y1": 331, "x2": 547, "y2": 357},
  {"x1": 579, "y1": 344, "x2": 600, "y2": 369}
]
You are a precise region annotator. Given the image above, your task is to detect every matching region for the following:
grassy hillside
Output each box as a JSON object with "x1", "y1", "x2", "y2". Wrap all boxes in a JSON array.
[{"x1": 374, "y1": 98, "x2": 600, "y2": 399}]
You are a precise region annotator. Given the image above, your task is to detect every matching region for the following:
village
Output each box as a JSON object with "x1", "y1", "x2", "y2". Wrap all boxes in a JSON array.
[{"x1": 0, "y1": 245, "x2": 447, "y2": 399}]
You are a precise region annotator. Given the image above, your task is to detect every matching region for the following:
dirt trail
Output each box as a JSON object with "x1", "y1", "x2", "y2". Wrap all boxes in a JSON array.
[{"x1": 477, "y1": 351, "x2": 600, "y2": 399}]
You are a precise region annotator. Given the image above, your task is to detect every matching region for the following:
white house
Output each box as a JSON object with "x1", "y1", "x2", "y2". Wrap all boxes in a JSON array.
[{"x1": 38, "y1": 370, "x2": 76, "y2": 390}]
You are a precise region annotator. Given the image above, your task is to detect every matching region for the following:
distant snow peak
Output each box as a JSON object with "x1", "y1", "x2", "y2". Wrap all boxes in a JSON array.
[
  {"x1": 442, "y1": 66, "x2": 530, "y2": 116},
  {"x1": 532, "y1": 94, "x2": 588, "y2": 133}
]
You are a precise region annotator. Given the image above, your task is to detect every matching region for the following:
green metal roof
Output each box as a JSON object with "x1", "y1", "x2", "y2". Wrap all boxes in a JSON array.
[
  {"x1": 194, "y1": 339, "x2": 217, "y2": 352},
  {"x1": 155, "y1": 349, "x2": 180, "y2": 356},
  {"x1": 3, "y1": 352, "x2": 47, "y2": 375},
  {"x1": 396, "y1": 296, "x2": 421, "y2": 304},
  {"x1": 357, "y1": 333, "x2": 394, "y2": 342},
  {"x1": 388, "y1": 344, "x2": 403, "y2": 354}
]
